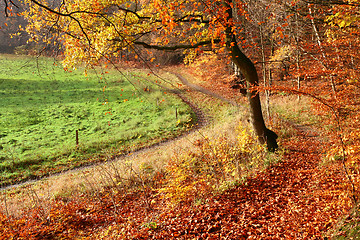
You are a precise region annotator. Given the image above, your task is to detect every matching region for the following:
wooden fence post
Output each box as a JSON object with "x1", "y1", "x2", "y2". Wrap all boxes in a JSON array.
[{"x1": 76, "y1": 130, "x2": 79, "y2": 147}]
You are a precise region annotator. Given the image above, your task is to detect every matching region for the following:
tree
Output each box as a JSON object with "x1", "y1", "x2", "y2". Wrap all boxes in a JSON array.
[
  {"x1": 4, "y1": 0, "x2": 278, "y2": 151},
  {"x1": 222, "y1": 0, "x2": 278, "y2": 151}
]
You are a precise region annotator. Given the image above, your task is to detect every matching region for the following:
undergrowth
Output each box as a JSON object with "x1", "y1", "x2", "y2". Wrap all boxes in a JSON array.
[
  {"x1": 159, "y1": 122, "x2": 280, "y2": 206},
  {"x1": 327, "y1": 203, "x2": 360, "y2": 239}
]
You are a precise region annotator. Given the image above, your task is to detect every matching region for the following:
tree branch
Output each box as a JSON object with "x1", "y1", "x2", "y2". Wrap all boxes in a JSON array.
[
  {"x1": 3, "y1": 0, "x2": 8, "y2": 17},
  {"x1": 3, "y1": 0, "x2": 19, "y2": 17},
  {"x1": 303, "y1": 0, "x2": 360, "y2": 6},
  {"x1": 133, "y1": 39, "x2": 220, "y2": 50}
]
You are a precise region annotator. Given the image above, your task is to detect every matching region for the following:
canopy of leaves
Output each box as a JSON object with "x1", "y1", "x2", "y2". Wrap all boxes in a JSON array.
[{"x1": 22, "y1": 0, "x2": 248, "y2": 68}]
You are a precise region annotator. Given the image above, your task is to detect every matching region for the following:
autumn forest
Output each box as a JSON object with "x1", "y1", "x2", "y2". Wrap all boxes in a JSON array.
[{"x1": 0, "y1": 0, "x2": 360, "y2": 239}]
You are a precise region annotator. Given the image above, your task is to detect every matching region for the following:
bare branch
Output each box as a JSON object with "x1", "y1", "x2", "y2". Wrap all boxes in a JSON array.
[
  {"x1": 302, "y1": 0, "x2": 360, "y2": 6},
  {"x1": 3, "y1": 0, "x2": 9, "y2": 17}
]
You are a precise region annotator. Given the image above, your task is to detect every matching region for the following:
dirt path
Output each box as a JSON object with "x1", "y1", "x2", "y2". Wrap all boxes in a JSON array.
[{"x1": 172, "y1": 72, "x2": 240, "y2": 108}]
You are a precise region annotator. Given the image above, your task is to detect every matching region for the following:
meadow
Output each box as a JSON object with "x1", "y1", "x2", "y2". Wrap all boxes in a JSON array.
[{"x1": 0, "y1": 55, "x2": 193, "y2": 186}]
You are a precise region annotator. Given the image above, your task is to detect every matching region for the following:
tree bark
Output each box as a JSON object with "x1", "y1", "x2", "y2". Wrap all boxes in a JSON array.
[{"x1": 223, "y1": 0, "x2": 278, "y2": 152}]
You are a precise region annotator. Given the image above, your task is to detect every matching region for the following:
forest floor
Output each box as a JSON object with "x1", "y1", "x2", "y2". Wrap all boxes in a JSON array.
[
  {"x1": 0, "y1": 66, "x2": 355, "y2": 239},
  {"x1": 113, "y1": 68, "x2": 353, "y2": 239}
]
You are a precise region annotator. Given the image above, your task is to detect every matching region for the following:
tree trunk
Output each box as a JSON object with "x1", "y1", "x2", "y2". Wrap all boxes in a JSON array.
[{"x1": 223, "y1": 0, "x2": 278, "y2": 152}]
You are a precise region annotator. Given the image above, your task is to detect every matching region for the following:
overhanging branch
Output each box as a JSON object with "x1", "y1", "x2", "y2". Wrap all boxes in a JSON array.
[{"x1": 134, "y1": 39, "x2": 220, "y2": 50}]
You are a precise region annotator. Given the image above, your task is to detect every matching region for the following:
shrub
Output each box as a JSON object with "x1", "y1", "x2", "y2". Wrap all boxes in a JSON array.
[{"x1": 159, "y1": 122, "x2": 270, "y2": 206}]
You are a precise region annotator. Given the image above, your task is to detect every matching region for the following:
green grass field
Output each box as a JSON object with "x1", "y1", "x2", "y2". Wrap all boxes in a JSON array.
[{"x1": 0, "y1": 55, "x2": 193, "y2": 186}]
